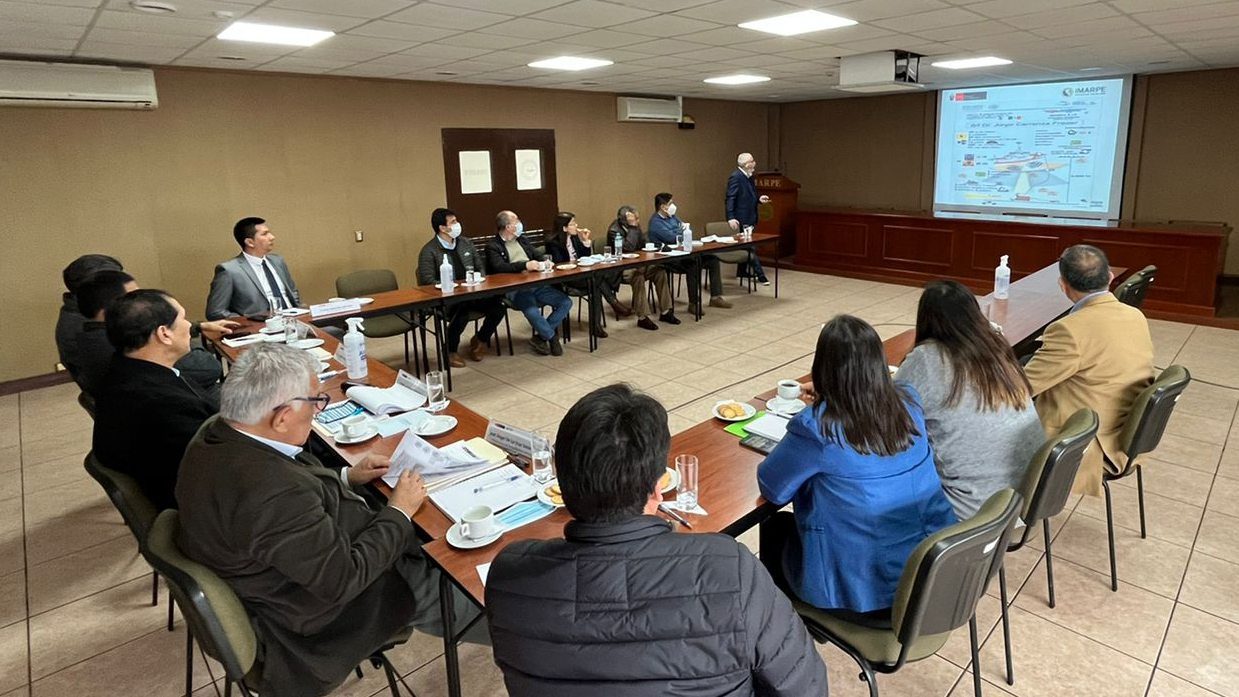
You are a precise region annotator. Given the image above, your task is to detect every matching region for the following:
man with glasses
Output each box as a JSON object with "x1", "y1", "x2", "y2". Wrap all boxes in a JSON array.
[
  {"x1": 175, "y1": 343, "x2": 481, "y2": 697},
  {"x1": 92, "y1": 289, "x2": 218, "y2": 510}
]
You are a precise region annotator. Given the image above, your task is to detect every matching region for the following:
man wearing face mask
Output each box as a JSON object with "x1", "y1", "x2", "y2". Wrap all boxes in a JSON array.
[
  {"x1": 485, "y1": 210, "x2": 573, "y2": 356},
  {"x1": 726, "y1": 152, "x2": 771, "y2": 285},
  {"x1": 647, "y1": 192, "x2": 731, "y2": 315},
  {"x1": 417, "y1": 208, "x2": 507, "y2": 368}
]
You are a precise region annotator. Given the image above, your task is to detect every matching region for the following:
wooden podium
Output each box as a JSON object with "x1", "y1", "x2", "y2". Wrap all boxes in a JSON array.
[{"x1": 755, "y1": 172, "x2": 800, "y2": 259}]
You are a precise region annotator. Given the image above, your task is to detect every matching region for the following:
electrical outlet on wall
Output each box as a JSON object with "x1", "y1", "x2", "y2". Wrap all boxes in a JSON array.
[{"x1": 354, "y1": 230, "x2": 364, "y2": 242}]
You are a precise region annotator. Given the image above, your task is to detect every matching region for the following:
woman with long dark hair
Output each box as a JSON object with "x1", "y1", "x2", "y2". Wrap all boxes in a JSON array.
[
  {"x1": 897, "y1": 280, "x2": 1043, "y2": 518},
  {"x1": 544, "y1": 211, "x2": 631, "y2": 338},
  {"x1": 757, "y1": 315, "x2": 956, "y2": 616}
]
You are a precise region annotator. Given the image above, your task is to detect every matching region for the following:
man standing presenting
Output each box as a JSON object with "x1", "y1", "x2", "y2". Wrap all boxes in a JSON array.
[{"x1": 726, "y1": 152, "x2": 771, "y2": 285}]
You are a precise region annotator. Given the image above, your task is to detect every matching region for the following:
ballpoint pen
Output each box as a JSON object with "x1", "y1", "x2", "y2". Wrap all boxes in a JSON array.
[
  {"x1": 658, "y1": 503, "x2": 693, "y2": 529},
  {"x1": 473, "y1": 475, "x2": 521, "y2": 494}
]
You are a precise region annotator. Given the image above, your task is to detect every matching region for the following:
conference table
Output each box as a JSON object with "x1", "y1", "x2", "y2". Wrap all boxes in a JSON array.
[
  {"x1": 305, "y1": 233, "x2": 781, "y2": 390},
  {"x1": 200, "y1": 260, "x2": 1120, "y2": 697}
]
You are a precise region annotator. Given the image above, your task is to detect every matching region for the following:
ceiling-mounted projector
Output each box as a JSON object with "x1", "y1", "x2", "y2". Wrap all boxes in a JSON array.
[{"x1": 836, "y1": 51, "x2": 924, "y2": 94}]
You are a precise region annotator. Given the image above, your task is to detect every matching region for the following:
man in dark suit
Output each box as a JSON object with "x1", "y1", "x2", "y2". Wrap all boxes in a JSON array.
[
  {"x1": 205, "y1": 216, "x2": 302, "y2": 320},
  {"x1": 485, "y1": 210, "x2": 572, "y2": 356},
  {"x1": 56, "y1": 254, "x2": 123, "y2": 376},
  {"x1": 92, "y1": 289, "x2": 217, "y2": 510},
  {"x1": 175, "y1": 343, "x2": 479, "y2": 697},
  {"x1": 725, "y1": 152, "x2": 771, "y2": 285}
]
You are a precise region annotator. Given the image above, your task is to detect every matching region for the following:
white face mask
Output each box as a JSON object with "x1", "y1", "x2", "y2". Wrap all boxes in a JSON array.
[
  {"x1": 666, "y1": 203, "x2": 677, "y2": 217},
  {"x1": 448, "y1": 222, "x2": 462, "y2": 238}
]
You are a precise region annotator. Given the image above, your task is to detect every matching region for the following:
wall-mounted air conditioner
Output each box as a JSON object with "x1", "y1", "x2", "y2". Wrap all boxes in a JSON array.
[
  {"x1": 0, "y1": 59, "x2": 158, "y2": 109},
  {"x1": 617, "y1": 95, "x2": 682, "y2": 123}
]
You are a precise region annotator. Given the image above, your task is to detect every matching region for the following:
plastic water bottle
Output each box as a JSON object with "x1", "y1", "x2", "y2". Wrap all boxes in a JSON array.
[
  {"x1": 682, "y1": 224, "x2": 693, "y2": 251},
  {"x1": 614, "y1": 231, "x2": 624, "y2": 259},
  {"x1": 994, "y1": 255, "x2": 1011, "y2": 300},
  {"x1": 343, "y1": 317, "x2": 368, "y2": 379},
  {"x1": 439, "y1": 256, "x2": 454, "y2": 293}
]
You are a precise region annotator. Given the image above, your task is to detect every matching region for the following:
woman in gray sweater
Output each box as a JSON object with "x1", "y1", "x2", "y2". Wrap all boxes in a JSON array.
[{"x1": 896, "y1": 280, "x2": 1044, "y2": 519}]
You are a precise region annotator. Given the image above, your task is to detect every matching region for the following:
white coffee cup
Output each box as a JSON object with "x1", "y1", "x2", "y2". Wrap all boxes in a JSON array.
[
  {"x1": 340, "y1": 414, "x2": 368, "y2": 439},
  {"x1": 264, "y1": 317, "x2": 283, "y2": 332},
  {"x1": 643, "y1": 242, "x2": 655, "y2": 251},
  {"x1": 776, "y1": 379, "x2": 801, "y2": 401},
  {"x1": 460, "y1": 505, "x2": 497, "y2": 540}
]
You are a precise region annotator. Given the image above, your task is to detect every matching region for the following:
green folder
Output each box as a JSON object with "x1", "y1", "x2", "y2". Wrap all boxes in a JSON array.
[{"x1": 723, "y1": 410, "x2": 766, "y2": 438}]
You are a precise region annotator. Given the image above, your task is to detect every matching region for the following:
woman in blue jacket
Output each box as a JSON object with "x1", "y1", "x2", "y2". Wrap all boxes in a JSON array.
[{"x1": 758, "y1": 315, "x2": 957, "y2": 620}]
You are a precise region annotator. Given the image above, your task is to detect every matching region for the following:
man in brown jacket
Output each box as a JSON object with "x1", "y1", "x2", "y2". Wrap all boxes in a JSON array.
[
  {"x1": 1025, "y1": 245, "x2": 1155, "y2": 496},
  {"x1": 175, "y1": 343, "x2": 476, "y2": 697}
]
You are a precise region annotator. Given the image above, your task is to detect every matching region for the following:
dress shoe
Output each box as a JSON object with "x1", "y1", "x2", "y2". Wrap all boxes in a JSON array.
[
  {"x1": 610, "y1": 301, "x2": 633, "y2": 319},
  {"x1": 591, "y1": 325, "x2": 608, "y2": 339},
  {"x1": 659, "y1": 311, "x2": 681, "y2": 326},
  {"x1": 529, "y1": 336, "x2": 551, "y2": 355},
  {"x1": 709, "y1": 296, "x2": 733, "y2": 309},
  {"x1": 759, "y1": 278, "x2": 771, "y2": 286},
  {"x1": 637, "y1": 317, "x2": 659, "y2": 331},
  {"x1": 467, "y1": 336, "x2": 487, "y2": 361},
  {"x1": 687, "y1": 303, "x2": 703, "y2": 316},
  {"x1": 549, "y1": 337, "x2": 564, "y2": 356},
  {"x1": 449, "y1": 353, "x2": 466, "y2": 369}
]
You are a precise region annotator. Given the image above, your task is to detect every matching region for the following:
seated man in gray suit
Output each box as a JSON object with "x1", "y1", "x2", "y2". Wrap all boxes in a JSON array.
[
  {"x1": 205, "y1": 216, "x2": 302, "y2": 320},
  {"x1": 176, "y1": 343, "x2": 481, "y2": 697}
]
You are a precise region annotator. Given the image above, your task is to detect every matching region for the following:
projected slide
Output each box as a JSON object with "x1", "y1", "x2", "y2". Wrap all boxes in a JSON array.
[{"x1": 934, "y1": 78, "x2": 1131, "y2": 219}]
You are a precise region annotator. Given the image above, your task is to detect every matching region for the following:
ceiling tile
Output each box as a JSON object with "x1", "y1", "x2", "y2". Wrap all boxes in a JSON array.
[
  {"x1": 777, "y1": 45, "x2": 847, "y2": 61},
  {"x1": 84, "y1": 26, "x2": 208, "y2": 48},
  {"x1": 911, "y1": 18, "x2": 1015, "y2": 41},
  {"x1": 0, "y1": 40, "x2": 78, "y2": 55},
  {"x1": 346, "y1": 20, "x2": 458, "y2": 42},
  {"x1": 620, "y1": 14, "x2": 722, "y2": 38},
  {"x1": 265, "y1": 0, "x2": 417, "y2": 18},
  {"x1": 355, "y1": 52, "x2": 453, "y2": 68},
  {"x1": 0, "y1": 1, "x2": 96, "y2": 25},
  {"x1": 477, "y1": 17, "x2": 586, "y2": 40},
  {"x1": 836, "y1": 34, "x2": 921, "y2": 54},
  {"x1": 566, "y1": 28, "x2": 645, "y2": 48},
  {"x1": 794, "y1": 23, "x2": 894, "y2": 44},
  {"x1": 255, "y1": 55, "x2": 354, "y2": 70},
  {"x1": 318, "y1": 33, "x2": 415, "y2": 52},
  {"x1": 672, "y1": 45, "x2": 756, "y2": 61},
  {"x1": 1109, "y1": 0, "x2": 1222, "y2": 11},
  {"x1": 1135, "y1": 1, "x2": 1239, "y2": 26},
  {"x1": 611, "y1": 0, "x2": 719, "y2": 11},
  {"x1": 1031, "y1": 15, "x2": 1143, "y2": 38},
  {"x1": 431, "y1": 0, "x2": 567, "y2": 10},
  {"x1": 965, "y1": 0, "x2": 1095, "y2": 19},
  {"x1": 675, "y1": 0, "x2": 806, "y2": 25},
  {"x1": 444, "y1": 31, "x2": 538, "y2": 50},
  {"x1": 187, "y1": 38, "x2": 294, "y2": 58},
  {"x1": 872, "y1": 7, "x2": 985, "y2": 32},
  {"x1": 386, "y1": 3, "x2": 512, "y2": 30},
  {"x1": 676, "y1": 25, "x2": 761, "y2": 46},
  {"x1": 396, "y1": 43, "x2": 492, "y2": 60},
  {"x1": 325, "y1": 62, "x2": 411, "y2": 76},
  {"x1": 289, "y1": 46, "x2": 388, "y2": 61},
  {"x1": 734, "y1": 36, "x2": 818, "y2": 53},
  {"x1": 23, "y1": 0, "x2": 103, "y2": 6},
  {"x1": 528, "y1": 0, "x2": 657, "y2": 28},
  {"x1": 626, "y1": 54, "x2": 700, "y2": 68},
  {"x1": 93, "y1": 9, "x2": 228, "y2": 35},
  {"x1": 624, "y1": 37, "x2": 714, "y2": 55},
  {"x1": 101, "y1": 0, "x2": 252, "y2": 17},
  {"x1": 76, "y1": 41, "x2": 187, "y2": 63},
  {"x1": 1002, "y1": 3, "x2": 1117, "y2": 29},
  {"x1": 827, "y1": 0, "x2": 951, "y2": 22},
  {"x1": 240, "y1": 7, "x2": 367, "y2": 31},
  {"x1": 0, "y1": 20, "x2": 88, "y2": 39}
]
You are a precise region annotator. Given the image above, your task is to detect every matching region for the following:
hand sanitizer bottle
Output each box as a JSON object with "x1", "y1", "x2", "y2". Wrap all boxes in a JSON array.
[
  {"x1": 439, "y1": 256, "x2": 454, "y2": 293},
  {"x1": 343, "y1": 317, "x2": 368, "y2": 379},
  {"x1": 994, "y1": 255, "x2": 1011, "y2": 300},
  {"x1": 682, "y1": 224, "x2": 693, "y2": 251}
]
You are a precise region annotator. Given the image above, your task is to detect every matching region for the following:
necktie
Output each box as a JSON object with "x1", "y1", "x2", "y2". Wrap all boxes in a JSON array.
[{"x1": 261, "y1": 259, "x2": 288, "y2": 310}]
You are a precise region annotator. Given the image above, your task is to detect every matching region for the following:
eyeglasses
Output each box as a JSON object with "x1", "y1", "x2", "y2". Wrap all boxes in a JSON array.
[{"x1": 274, "y1": 392, "x2": 330, "y2": 413}]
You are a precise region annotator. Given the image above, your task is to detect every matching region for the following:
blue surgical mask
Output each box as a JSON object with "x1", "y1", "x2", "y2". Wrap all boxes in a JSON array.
[
  {"x1": 496, "y1": 500, "x2": 554, "y2": 530},
  {"x1": 448, "y1": 222, "x2": 462, "y2": 238},
  {"x1": 514, "y1": 222, "x2": 524, "y2": 237}
]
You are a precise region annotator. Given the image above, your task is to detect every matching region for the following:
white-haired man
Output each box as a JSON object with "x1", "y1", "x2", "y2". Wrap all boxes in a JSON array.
[
  {"x1": 175, "y1": 343, "x2": 478, "y2": 697},
  {"x1": 725, "y1": 152, "x2": 771, "y2": 285}
]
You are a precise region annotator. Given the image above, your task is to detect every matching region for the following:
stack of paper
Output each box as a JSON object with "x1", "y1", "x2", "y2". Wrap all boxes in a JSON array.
[
  {"x1": 347, "y1": 382, "x2": 425, "y2": 415},
  {"x1": 382, "y1": 431, "x2": 507, "y2": 492},
  {"x1": 745, "y1": 413, "x2": 790, "y2": 442},
  {"x1": 428, "y1": 463, "x2": 537, "y2": 522}
]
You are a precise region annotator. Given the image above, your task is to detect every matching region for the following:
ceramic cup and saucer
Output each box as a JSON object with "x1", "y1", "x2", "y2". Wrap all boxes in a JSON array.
[{"x1": 446, "y1": 505, "x2": 503, "y2": 549}]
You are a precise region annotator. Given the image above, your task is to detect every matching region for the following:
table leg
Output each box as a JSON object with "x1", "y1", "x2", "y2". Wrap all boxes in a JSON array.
[
  {"x1": 774, "y1": 245, "x2": 780, "y2": 299},
  {"x1": 588, "y1": 275, "x2": 598, "y2": 353},
  {"x1": 693, "y1": 255, "x2": 703, "y2": 322},
  {"x1": 439, "y1": 573, "x2": 462, "y2": 697},
  {"x1": 435, "y1": 306, "x2": 452, "y2": 393}
]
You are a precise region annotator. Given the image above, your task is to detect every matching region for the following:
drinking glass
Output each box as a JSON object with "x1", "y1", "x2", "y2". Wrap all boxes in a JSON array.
[
  {"x1": 284, "y1": 317, "x2": 301, "y2": 344},
  {"x1": 425, "y1": 370, "x2": 447, "y2": 412},
  {"x1": 675, "y1": 234, "x2": 683, "y2": 249},
  {"x1": 675, "y1": 454, "x2": 699, "y2": 511},
  {"x1": 541, "y1": 255, "x2": 553, "y2": 272},
  {"x1": 531, "y1": 433, "x2": 554, "y2": 484},
  {"x1": 604, "y1": 245, "x2": 612, "y2": 261}
]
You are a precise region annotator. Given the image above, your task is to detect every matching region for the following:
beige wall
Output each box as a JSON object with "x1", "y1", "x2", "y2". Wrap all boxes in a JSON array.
[
  {"x1": 779, "y1": 68, "x2": 1239, "y2": 275},
  {"x1": 0, "y1": 68, "x2": 768, "y2": 382}
]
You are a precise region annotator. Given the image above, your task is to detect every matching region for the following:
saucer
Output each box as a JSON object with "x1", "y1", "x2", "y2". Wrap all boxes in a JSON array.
[
  {"x1": 536, "y1": 479, "x2": 565, "y2": 508},
  {"x1": 416, "y1": 414, "x2": 457, "y2": 437},
  {"x1": 766, "y1": 397, "x2": 806, "y2": 416},
  {"x1": 293, "y1": 338, "x2": 325, "y2": 349},
  {"x1": 358, "y1": 297, "x2": 374, "y2": 305},
  {"x1": 712, "y1": 400, "x2": 756, "y2": 422},
  {"x1": 556, "y1": 263, "x2": 577, "y2": 270},
  {"x1": 334, "y1": 425, "x2": 378, "y2": 445},
  {"x1": 621, "y1": 253, "x2": 639, "y2": 259},
  {"x1": 259, "y1": 326, "x2": 284, "y2": 334},
  {"x1": 446, "y1": 522, "x2": 502, "y2": 549}
]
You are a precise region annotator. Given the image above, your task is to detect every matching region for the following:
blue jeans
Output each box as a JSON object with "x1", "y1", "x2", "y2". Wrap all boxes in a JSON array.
[
  {"x1": 507, "y1": 285, "x2": 572, "y2": 340},
  {"x1": 740, "y1": 254, "x2": 767, "y2": 280}
]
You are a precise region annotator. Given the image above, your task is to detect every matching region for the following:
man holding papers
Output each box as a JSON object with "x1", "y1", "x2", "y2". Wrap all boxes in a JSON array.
[{"x1": 175, "y1": 344, "x2": 480, "y2": 697}]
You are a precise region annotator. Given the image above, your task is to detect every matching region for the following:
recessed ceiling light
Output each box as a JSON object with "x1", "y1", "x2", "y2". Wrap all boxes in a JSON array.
[
  {"x1": 704, "y1": 74, "x2": 771, "y2": 85},
  {"x1": 129, "y1": 1, "x2": 177, "y2": 13},
  {"x1": 1079, "y1": 67, "x2": 1103, "y2": 72},
  {"x1": 218, "y1": 21, "x2": 334, "y2": 47},
  {"x1": 435, "y1": 70, "x2": 458, "y2": 76},
  {"x1": 738, "y1": 10, "x2": 856, "y2": 37},
  {"x1": 932, "y1": 56, "x2": 1012, "y2": 69},
  {"x1": 528, "y1": 56, "x2": 613, "y2": 71}
]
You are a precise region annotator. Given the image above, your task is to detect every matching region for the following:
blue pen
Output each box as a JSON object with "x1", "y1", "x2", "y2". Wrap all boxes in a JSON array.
[{"x1": 473, "y1": 475, "x2": 521, "y2": 494}]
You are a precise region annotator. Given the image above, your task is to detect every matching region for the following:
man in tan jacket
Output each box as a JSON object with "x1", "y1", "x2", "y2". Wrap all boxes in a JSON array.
[{"x1": 1025, "y1": 245, "x2": 1155, "y2": 496}]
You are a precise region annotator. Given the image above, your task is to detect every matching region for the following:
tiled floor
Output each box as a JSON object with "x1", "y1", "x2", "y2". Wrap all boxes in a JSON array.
[{"x1": 3, "y1": 269, "x2": 1238, "y2": 697}]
